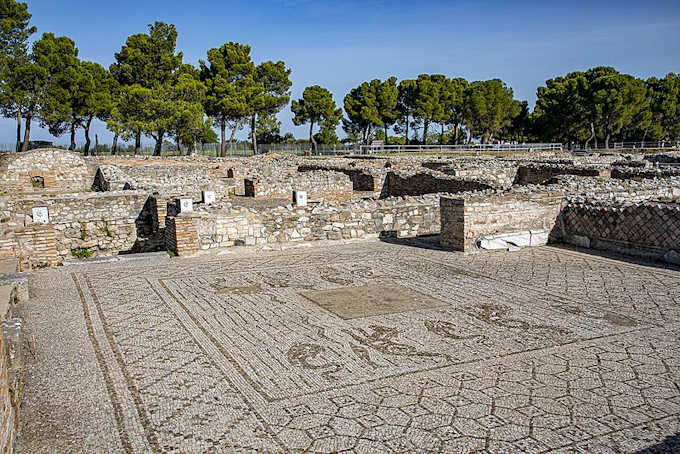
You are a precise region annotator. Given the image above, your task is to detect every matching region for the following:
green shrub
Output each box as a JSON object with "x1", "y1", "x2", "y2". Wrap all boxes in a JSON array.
[{"x1": 71, "y1": 248, "x2": 92, "y2": 259}]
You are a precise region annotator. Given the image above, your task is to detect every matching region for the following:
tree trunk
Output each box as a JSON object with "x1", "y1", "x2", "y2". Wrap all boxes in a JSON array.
[
  {"x1": 229, "y1": 123, "x2": 237, "y2": 145},
  {"x1": 220, "y1": 116, "x2": 226, "y2": 157},
  {"x1": 585, "y1": 122, "x2": 595, "y2": 149},
  {"x1": 134, "y1": 131, "x2": 142, "y2": 155},
  {"x1": 309, "y1": 121, "x2": 316, "y2": 154},
  {"x1": 83, "y1": 117, "x2": 93, "y2": 156},
  {"x1": 422, "y1": 120, "x2": 429, "y2": 144},
  {"x1": 405, "y1": 115, "x2": 409, "y2": 144},
  {"x1": 69, "y1": 122, "x2": 77, "y2": 151},
  {"x1": 22, "y1": 113, "x2": 32, "y2": 152},
  {"x1": 440, "y1": 124, "x2": 445, "y2": 145},
  {"x1": 605, "y1": 133, "x2": 611, "y2": 150},
  {"x1": 384, "y1": 124, "x2": 389, "y2": 145},
  {"x1": 112, "y1": 133, "x2": 119, "y2": 155},
  {"x1": 454, "y1": 123, "x2": 460, "y2": 145},
  {"x1": 153, "y1": 129, "x2": 164, "y2": 156},
  {"x1": 251, "y1": 115, "x2": 257, "y2": 154},
  {"x1": 177, "y1": 137, "x2": 184, "y2": 155},
  {"x1": 15, "y1": 110, "x2": 22, "y2": 152}
]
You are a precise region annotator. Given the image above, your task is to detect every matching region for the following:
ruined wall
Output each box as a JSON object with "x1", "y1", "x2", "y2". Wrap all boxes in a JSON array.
[
  {"x1": 0, "y1": 191, "x2": 161, "y2": 264},
  {"x1": 297, "y1": 164, "x2": 387, "y2": 192},
  {"x1": 560, "y1": 200, "x2": 680, "y2": 259},
  {"x1": 0, "y1": 149, "x2": 94, "y2": 194},
  {"x1": 440, "y1": 193, "x2": 564, "y2": 252},
  {"x1": 0, "y1": 318, "x2": 16, "y2": 453},
  {"x1": 422, "y1": 160, "x2": 519, "y2": 188},
  {"x1": 610, "y1": 167, "x2": 680, "y2": 180},
  {"x1": 168, "y1": 195, "x2": 441, "y2": 252},
  {"x1": 88, "y1": 158, "x2": 237, "y2": 199},
  {"x1": 244, "y1": 170, "x2": 353, "y2": 201},
  {"x1": 517, "y1": 164, "x2": 610, "y2": 185},
  {"x1": 382, "y1": 171, "x2": 495, "y2": 198}
]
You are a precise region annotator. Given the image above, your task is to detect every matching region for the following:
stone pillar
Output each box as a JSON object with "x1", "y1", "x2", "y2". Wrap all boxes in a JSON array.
[
  {"x1": 440, "y1": 197, "x2": 466, "y2": 251},
  {"x1": 165, "y1": 216, "x2": 199, "y2": 256}
]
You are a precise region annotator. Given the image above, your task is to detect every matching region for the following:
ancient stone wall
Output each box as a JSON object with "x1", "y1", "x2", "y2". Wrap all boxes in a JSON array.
[
  {"x1": 610, "y1": 167, "x2": 680, "y2": 180},
  {"x1": 517, "y1": 164, "x2": 610, "y2": 185},
  {"x1": 244, "y1": 171, "x2": 353, "y2": 201},
  {"x1": 96, "y1": 164, "x2": 237, "y2": 200},
  {"x1": 382, "y1": 170, "x2": 495, "y2": 198},
  {"x1": 187, "y1": 195, "x2": 441, "y2": 250},
  {"x1": 0, "y1": 319, "x2": 15, "y2": 453},
  {"x1": 0, "y1": 149, "x2": 94, "y2": 194},
  {"x1": 560, "y1": 200, "x2": 680, "y2": 259},
  {"x1": 440, "y1": 193, "x2": 564, "y2": 252},
  {"x1": 0, "y1": 192, "x2": 161, "y2": 263},
  {"x1": 297, "y1": 164, "x2": 387, "y2": 192},
  {"x1": 422, "y1": 160, "x2": 519, "y2": 188}
]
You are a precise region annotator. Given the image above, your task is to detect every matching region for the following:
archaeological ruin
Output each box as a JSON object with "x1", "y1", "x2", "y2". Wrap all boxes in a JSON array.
[{"x1": 1, "y1": 147, "x2": 679, "y2": 452}]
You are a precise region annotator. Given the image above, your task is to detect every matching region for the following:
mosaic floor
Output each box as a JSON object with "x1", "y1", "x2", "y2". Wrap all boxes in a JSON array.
[{"x1": 18, "y1": 241, "x2": 680, "y2": 453}]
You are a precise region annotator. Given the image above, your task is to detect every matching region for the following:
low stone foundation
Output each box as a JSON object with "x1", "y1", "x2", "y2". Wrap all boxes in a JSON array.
[
  {"x1": 167, "y1": 195, "x2": 441, "y2": 251},
  {"x1": 517, "y1": 164, "x2": 610, "y2": 185},
  {"x1": 382, "y1": 170, "x2": 495, "y2": 198},
  {"x1": 297, "y1": 164, "x2": 387, "y2": 192},
  {"x1": 440, "y1": 193, "x2": 564, "y2": 252},
  {"x1": 560, "y1": 199, "x2": 680, "y2": 260},
  {"x1": 244, "y1": 170, "x2": 353, "y2": 201}
]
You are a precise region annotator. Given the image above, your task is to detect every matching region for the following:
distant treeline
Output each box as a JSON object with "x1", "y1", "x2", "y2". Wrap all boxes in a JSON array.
[{"x1": 1, "y1": 1, "x2": 678, "y2": 155}]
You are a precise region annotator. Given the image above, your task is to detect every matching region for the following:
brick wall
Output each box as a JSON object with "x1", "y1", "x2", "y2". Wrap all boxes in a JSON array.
[
  {"x1": 0, "y1": 324, "x2": 15, "y2": 454},
  {"x1": 0, "y1": 192, "x2": 162, "y2": 264},
  {"x1": 165, "y1": 216, "x2": 199, "y2": 255}
]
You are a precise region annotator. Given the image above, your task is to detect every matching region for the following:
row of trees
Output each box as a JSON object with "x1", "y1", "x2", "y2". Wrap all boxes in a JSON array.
[
  {"x1": 533, "y1": 68, "x2": 680, "y2": 148},
  {"x1": 1, "y1": 0, "x2": 678, "y2": 154},
  {"x1": 342, "y1": 75, "x2": 524, "y2": 145},
  {"x1": 0, "y1": 1, "x2": 293, "y2": 155}
]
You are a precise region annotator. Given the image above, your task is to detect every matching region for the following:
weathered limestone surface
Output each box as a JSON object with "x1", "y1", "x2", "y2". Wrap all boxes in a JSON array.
[
  {"x1": 0, "y1": 191, "x2": 160, "y2": 264},
  {"x1": 191, "y1": 194, "x2": 441, "y2": 249},
  {"x1": 0, "y1": 149, "x2": 94, "y2": 194},
  {"x1": 440, "y1": 193, "x2": 564, "y2": 252},
  {"x1": 381, "y1": 170, "x2": 495, "y2": 198},
  {"x1": 516, "y1": 163, "x2": 611, "y2": 185},
  {"x1": 244, "y1": 170, "x2": 353, "y2": 200}
]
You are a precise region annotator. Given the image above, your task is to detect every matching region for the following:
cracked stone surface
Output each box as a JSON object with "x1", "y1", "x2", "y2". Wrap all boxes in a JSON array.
[{"x1": 16, "y1": 241, "x2": 680, "y2": 453}]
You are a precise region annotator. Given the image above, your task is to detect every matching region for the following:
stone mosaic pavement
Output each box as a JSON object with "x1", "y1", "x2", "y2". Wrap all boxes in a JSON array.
[{"x1": 17, "y1": 241, "x2": 680, "y2": 453}]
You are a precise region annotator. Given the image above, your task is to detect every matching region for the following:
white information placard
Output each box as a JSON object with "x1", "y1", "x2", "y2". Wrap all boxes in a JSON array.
[
  {"x1": 179, "y1": 198, "x2": 193, "y2": 213},
  {"x1": 293, "y1": 190, "x2": 308, "y2": 207},
  {"x1": 32, "y1": 206, "x2": 49, "y2": 224},
  {"x1": 202, "y1": 191, "x2": 216, "y2": 205}
]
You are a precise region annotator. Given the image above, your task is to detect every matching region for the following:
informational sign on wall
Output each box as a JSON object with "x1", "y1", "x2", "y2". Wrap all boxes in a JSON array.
[
  {"x1": 202, "y1": 191, "x2": 216, "y2": 205},
  {"x1": 179, "y1": 198, "x2": 193, "y2": 213},
  {"x1": 293, "y1": 191, "x2": 308, "y2": 207},
  {"x1": 32, "y1": 206, "x2": 50, "y2": 224}
]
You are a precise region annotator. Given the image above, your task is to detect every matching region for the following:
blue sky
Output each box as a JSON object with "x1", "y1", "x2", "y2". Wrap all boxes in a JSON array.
[{"x1": 2, "y1": 0, "x2": 679, "y2": 146}]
